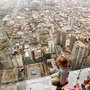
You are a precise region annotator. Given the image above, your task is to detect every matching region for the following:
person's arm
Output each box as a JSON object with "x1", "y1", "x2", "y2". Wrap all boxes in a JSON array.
[{"x1": 58, "y1": 71, "x2": 61, "y2": 77}]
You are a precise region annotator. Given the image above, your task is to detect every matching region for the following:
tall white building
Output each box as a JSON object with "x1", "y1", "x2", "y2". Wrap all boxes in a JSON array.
[
  {"x1": 70, "y1": 41, "x2": 86, "y2": 69},
  {"x1": 56, "y1": 30, "x2": 66, "y2": 48},
  {"x1": 48, "y1": 41, "x2": 55, "y2": 53},
  {"x1": 68, "y1": 17, "x2": 75, "y2": 29}
]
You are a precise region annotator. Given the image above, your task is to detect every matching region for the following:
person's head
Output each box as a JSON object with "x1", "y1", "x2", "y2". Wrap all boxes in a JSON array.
[{"x1": 55, "y1": 56, "x2": 69, "y2": 68}]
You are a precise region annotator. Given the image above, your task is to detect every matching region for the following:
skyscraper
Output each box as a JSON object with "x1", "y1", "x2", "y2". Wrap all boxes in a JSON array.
[
  {"x1": 70, "y1": 41, "x2": 86, "y2": 69},
  {"x1": 68, "y1": 17, "x2": 75, "y2": 29},
  {"x1": 61, "y1": 31, "x2": 66, "y2": 48},
  {"x1": 48, "y1": 41, "x2": 55, "y2": 53},
  {"x1": 69, "y1": 34, "x2": 76, "y2": 51},
  {"x1": 56, "y1": 30, "x2": 61, "y2": 45}
]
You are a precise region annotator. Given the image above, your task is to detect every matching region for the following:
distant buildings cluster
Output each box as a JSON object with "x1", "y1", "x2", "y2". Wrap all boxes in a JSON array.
[{"x1": 0, "y1": 0, "x2": 90, "y2": 84}]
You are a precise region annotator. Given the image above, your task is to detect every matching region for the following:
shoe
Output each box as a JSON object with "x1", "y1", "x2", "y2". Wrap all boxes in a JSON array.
[{"x1": 56, "y1": 82, "x2": 68, "y2": 90}]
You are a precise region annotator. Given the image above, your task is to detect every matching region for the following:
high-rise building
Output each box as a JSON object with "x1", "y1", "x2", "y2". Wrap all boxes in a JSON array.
[
  {"x1": 48, "y1": 41, "x2": 55, "y2": 53},
  {"x1": 56, "y1": 31, "x2": 66, "y2": 48},
  {"x1": 61, "y1": 31, "x2": 66, "y2": 48},
  {"x1": 56, "y1": 30, "x2": 61, "y2": 45},
  {"x1": 68, "y1": 17, "x2": 75, "y2": 29},
  {"x1": 69, "y1": 34, "x2": 76, "y2": 51},
  {"x1": 70, "y1": 41, "x2": 86, "y2": 69}
]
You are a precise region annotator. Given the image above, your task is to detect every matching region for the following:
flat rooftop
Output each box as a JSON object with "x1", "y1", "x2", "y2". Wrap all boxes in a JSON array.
[{"x1": 0, "y1": 67, "x2": 90, "y2": 90}]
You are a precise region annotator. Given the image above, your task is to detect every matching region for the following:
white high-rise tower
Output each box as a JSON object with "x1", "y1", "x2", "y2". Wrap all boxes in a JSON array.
[
  {"x1": 48, "y1": 41, "x2": 55, "y2": 53},
  {"x1": 68, "y1": 17, "x2": 75, "y2": 29},
  {"x1": 70, "y1": 41, "x2": 86, "y2": 69}
]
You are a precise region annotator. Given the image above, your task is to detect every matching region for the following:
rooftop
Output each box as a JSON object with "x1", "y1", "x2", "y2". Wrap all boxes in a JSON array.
[{"x1": 0, "y1": 68, "x2": 90, "y2": 90}]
